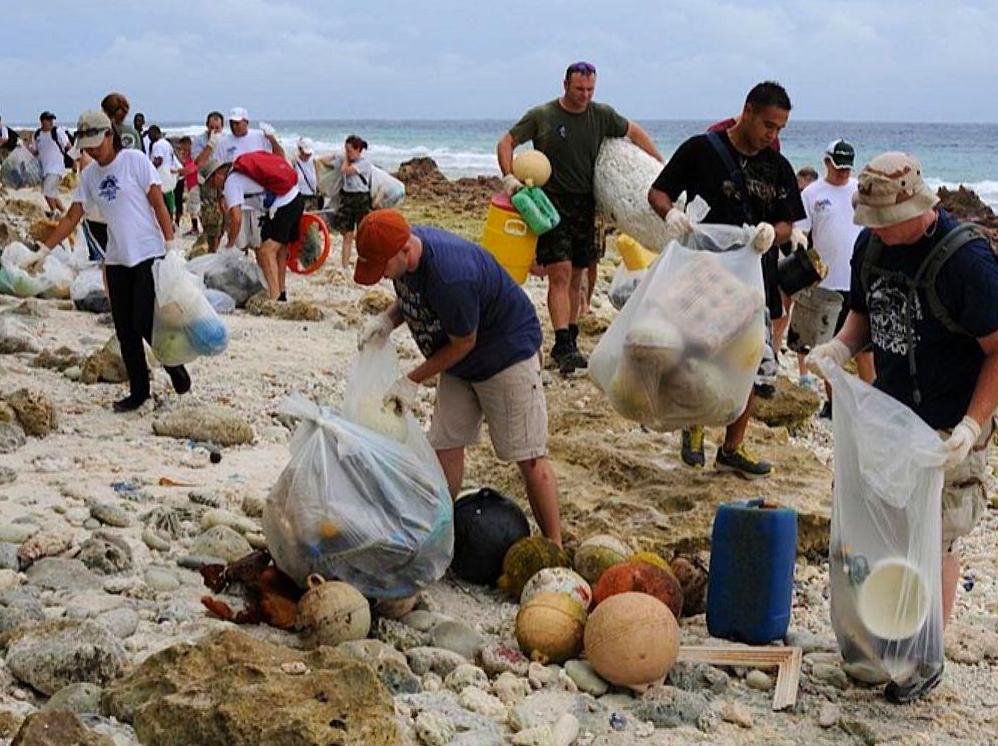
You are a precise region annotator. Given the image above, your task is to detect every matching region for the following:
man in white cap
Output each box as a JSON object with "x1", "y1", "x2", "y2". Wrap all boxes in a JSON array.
[
  {"x1": 808, "y1": 151, "x2": 998, "y2": 703},
  {"x1": 31, "y1": 111, "x2": 71, "y2": 216},
  {"x1": 293, "y1": 137, "x2": 322, "y2": 211}
]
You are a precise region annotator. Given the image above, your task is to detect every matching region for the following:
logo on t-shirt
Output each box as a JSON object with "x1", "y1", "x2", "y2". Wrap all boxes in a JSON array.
[
  {"x1": 814, "y1": 198, "x2": 832, "y2": 213},
  {"x1": 557, "y1": 124, "x2": 568, "y2": 139},
  {"x1": 98, "y1": 175, "x2": 120, "y2": 202},
  {"x1": 869, "y1": 277, "x2": 922, "y2": 356}
]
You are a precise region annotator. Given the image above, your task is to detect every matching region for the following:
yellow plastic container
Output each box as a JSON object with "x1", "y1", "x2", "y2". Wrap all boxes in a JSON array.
[
  {"x1": 617, "y1": 234, "x2": 657, "y2": 271},
  {"x1": 481, "y1": 194, "x2": 537, "y2": 284}
]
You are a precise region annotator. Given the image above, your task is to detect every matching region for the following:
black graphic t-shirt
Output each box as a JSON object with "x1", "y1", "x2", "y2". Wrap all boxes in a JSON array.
[{"x1": 850, "y1": 209, "x2": 998, "y2": 428}]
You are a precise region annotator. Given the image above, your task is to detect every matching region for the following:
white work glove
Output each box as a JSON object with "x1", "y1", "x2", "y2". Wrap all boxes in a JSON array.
[
  {"x1": 383, "y1": 375, "x2": 419, "y2": 412},
  {"x1": 207, "y1": 132, "x2": 222, "y2": 150},
  {"x1": 943, "y1": 416, "x2": 981, "y2": 468},
  {"x1": 790, "y1": 227, "x2": 808, "y2": 252},
  {"x1": 664, "y1": 207, "x2": 693, "y2": 238},
  {"x1": 357, "y1": 313, "x2": 394, "y2": 350},
  {"x1": 502, "y1": 174, "x2": 524, "y2": 195},
  {"x1": 165, "y1": 238, "x2": 182, "y2": 255},
  {"x1": 259, "y1": 122, "x2": 277, "y2": 138},
  {"x1": 752, "y1": 222, "x2": 776, "y2": 254},
  {"x1": 805, "y1": 338, "x2": 851, "y2": 377}
]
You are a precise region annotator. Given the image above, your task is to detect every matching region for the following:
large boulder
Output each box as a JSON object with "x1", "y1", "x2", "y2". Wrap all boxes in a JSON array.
[
  {"x1": 5, "y1": 620, "x2": 127, "y2": 695},
  {"x1": 101, "y1": 629, "x2": 401, "y2": 746},
  {"x1": 752, "y1": 376, "x2": 821, "y2": 431},
  {"x1": 11, "y1": 710, "x2": 114, "y2": 746}
]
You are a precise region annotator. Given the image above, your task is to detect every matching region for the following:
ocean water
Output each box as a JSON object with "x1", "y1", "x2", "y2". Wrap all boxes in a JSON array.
[{"x1": 162, "y1": 119, "x2": 998, "y2": 208}]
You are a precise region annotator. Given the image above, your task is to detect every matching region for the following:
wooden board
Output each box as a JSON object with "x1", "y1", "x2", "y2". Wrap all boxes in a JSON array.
[{"x1": 678, "y1": 645, "x2": 803, "y2": 711}]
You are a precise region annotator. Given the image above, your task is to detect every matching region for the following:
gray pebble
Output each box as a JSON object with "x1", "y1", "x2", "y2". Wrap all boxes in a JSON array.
[
  {"x1": 430, "y1": 619, "x2": 484, "y2": 660},
  {"x1": 145, "y1": 567, "x2": 180, "y2": 592},
  {"x1": 0, "y1": 543, "x2": 19, "y2": 570},
  {"x1": 818, "y1": 702, "x2": 841, "y2": 728},
  {"x1": 90, "y1": 502, "x2": 132, "y2": 528},
  {"x1": 142, "y1": 528, "x2": 171, "y2": 552},
  {"x1": 42, "y1": 682, "x2": 102, "y2": 714},
  {"x1": 745, "y1": 670, "x2": 773, "y2": 691},
  {"x1": 811, "y1": 663, "x2": 849, "y2": 690},
  {"x1": 0, "y1": 524, "x2": 37, "y2": 544},
  {"x1": 96, "y1": 606, "x2": 140, "y2": 639},
  {"x1": 177, "y1": 554, "x2": 226, "y2": 570},
  {"x1": 564, "y1": 660, "x2": 609, "y2": 697}
]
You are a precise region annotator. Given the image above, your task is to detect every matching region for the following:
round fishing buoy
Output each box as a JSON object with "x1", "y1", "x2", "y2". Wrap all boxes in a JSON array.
[
  {"x1": 593, "y1": 560, "x2": 684, "y2": 620},
  {"x1": 584, "y1": 592, "x2": 679, "y2": 688},
  {"x1": 573, "y1": 534, "x2": 631, "y2": 585},
  {"x1": 630, "y1": 551, "x2": 677, "y2": 579},
  {"x1": 287, "y1": 213, "x2": 331, "y2": 275},
  {"x1": 295, "y1": 575, "x2": 371, "y2": 647},
  {"x1": 515, "y1": 591, "x2": 587, "y2": 664},
  {"x1": 498, "y1": 536, "x2": 570, "y2": 598},
  {"x1": 511, "y1": 150, "x2": 552, "y2": 188},
  {"x1": 450, "y1": 488, "x2": 530, "y2": 586},
  {"x1": 520, "y1": 567, "x2": 592, "y2": 609},
  {"x1": 670, "y1": 555, "x2": 709, "y2": 618}
]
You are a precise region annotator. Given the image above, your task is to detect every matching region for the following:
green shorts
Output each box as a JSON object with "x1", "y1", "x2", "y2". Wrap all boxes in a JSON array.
[
  {"x1": 332, "y1": 191, "x2": 372, "y2": 233},
  {"x1": 163, "y1": 191, "x2": 176, "y2": 215},
  {"x1": 536, "y1": 192, "x2": 596, "y2": 269}
]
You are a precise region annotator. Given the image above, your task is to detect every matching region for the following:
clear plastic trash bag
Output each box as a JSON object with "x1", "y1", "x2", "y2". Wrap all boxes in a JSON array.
[
  {"x1": 590, "y1": 223, "x2": 766, "y2": 431},
  {"x1": 70, "y1": 266, "x2": 110, "y2": 313},
  {"x1": 40, "y1": 255, "x2": 74, "y2": 299},
  {"x1": 151, "y1": 251, "x2": 229, "y2": 366},
  {"x1": 0, "y1": 146, "x2": 43, "y2": 189},
  {"x1": 371, "y1": 167, "x2": 406, "y2": 209},
  {"x1": 263, "y1": 344, "x2": 454, "y2": 598},
  {"x1": 608, "y1": 262, "x2": 645, "y2": 311},
  {"x1": 204, "y1": 288, "x2": 236, "y2": 315},
  {"x1": 0, "y1": 245, "x2": 50, "y2": 298},
  {"x1": 187, "y1": 248, "x2": 266, "y2": 307},
  {"x1": 824, "y1": 361, "x2": 946, "y2": 686},
  {"x1": 1, "y1": 242, "x2": 39, "y2": 271}
]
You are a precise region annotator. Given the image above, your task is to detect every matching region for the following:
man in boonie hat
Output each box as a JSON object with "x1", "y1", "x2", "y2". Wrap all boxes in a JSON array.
[
  {"x1": 808, "y1": 151, "x2": 998, "y2": 703},
  {"x1": 354, "y1": 209, "x2": 565, "y2": 546}
]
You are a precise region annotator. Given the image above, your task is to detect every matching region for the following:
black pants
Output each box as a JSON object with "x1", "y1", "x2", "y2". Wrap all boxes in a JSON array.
[
  {"x1": 173, "y1": 180, "x2": 185, "y2": 220},
  {"x1": 105, "y1": 258, "x2": 184, "y2": 399}
]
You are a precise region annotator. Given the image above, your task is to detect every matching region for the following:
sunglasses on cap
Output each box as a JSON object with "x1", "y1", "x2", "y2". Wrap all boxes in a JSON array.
[
  {"x1": 78, "y1": 127, "x2": 110, "y2": 140},
  {"x1": 566, "y1": 61, "x2": 596, "y2": 75}
]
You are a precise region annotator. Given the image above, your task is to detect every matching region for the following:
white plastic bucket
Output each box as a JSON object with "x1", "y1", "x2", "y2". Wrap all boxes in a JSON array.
[
  {"x1": 856, "y1": 558, "x2": 930, "y2": 641},
  {"x1": 787, "y1": 285, "x2": 844, "y2": 353}
]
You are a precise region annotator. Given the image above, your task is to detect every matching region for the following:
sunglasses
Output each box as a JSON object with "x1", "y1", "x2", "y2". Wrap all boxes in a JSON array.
[
  {"x1": 78, "y1": 127, "x2": 110, "y2": 140},
  {"x1": 566, "y1": 61, "x2": 596, "y2": 75}
]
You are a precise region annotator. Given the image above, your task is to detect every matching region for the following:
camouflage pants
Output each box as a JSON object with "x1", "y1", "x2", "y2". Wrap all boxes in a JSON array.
[{"x1": 199, "y1": 184, "x2": 224, "y2": 237}]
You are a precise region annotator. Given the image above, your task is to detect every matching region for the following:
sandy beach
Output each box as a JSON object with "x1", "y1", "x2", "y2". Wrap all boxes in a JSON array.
[{"x1": 0, "y1": 163, "x2": 997, "y2": 745}]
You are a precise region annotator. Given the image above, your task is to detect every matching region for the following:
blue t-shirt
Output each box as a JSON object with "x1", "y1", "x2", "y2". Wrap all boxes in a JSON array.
[
  {"x1": 393, "y1": 226, "x2": 542, "y2": 382},
  {"x1": 849, "y1": 209, "x2": 998, "y2": 429}
]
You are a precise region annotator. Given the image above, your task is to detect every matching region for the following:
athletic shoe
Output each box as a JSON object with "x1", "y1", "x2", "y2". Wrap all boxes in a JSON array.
[
  {"x1": 113, "y1": 394, "x2": 148, "y2": 413},
  {"x1": 819, "y1": 400, "x2": 833, "y2": 419},
  {"x1": 681, "y1": 426, "x2": 705, "y2": 468},
  {"x1": 716, "y1": 445, "x2": 772, "y2": 479},
  {"x1": 551, "y1": 342, "x2": 586, "y2": 375},
  {"x1": 884, "y1": 663, "x2": 943, "y2": 704}
]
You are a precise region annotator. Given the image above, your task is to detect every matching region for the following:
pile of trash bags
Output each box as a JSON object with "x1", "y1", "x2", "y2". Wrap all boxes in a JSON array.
[
  {"x1": 263, "y1": 338, "x2": 454, "y2": 598},
  {"x1": 187, "y1": 249, "x2": 266, "y2": 307},
  {"x1": 151, "y1": 251, "x2": 230, "y2": 366},
  {"x1": 0, "y1": 240, "x2": 90, "y2": 300},
  {"x1": 591, "y1": 223, "x2": 767, "y2": 431},
  {"x1": 0, "y1": 147, "x2": 43, "y2": 189}
]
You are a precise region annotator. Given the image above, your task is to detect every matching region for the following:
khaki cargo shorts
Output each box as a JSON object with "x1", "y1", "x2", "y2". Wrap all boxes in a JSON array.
[
  {"x1": 428, "y1": 354, "x2": 548, "y2": 463},
  {"x1": 42, "y1": 173, "x2": 62, "y2": 198},
  {"x1": 941, "y1": 417, "x2": 994, "y2": 550}
]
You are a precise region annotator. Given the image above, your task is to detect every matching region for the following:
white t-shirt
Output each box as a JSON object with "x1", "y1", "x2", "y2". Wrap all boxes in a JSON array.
[
  {"x1": 35, "y1": 127, "x2": 70, "y2": 177},
  {"x1": 0, "y1": 126, "x2": 10, "y2": 146},
  {"x1": 73, "y1": 150, "x2": 165, "y2": 267},
  {"x1": 150, "y1": 139, "x2": 177, "y2": 191},
  {"x1": 217, "y1": 130, "x2": 272, "y2": 162},
  {"x1": 294, "y1": 157, "x2": 317, "y2": 195},
  {"x1": 796, "y1": 178, "x2": 862, "y2": 291},
  {"x1": 223, "y1": 172, "x2": 299, "y2": 214}
]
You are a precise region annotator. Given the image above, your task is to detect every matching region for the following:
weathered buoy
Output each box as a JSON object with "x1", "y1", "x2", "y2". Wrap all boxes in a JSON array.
[
  {"x1": 584, "y1": 592, "x2": 679, "y2": 688},
  {"x1": 573, "y1": 534, "x2": 630, "y2": 585},
  {"x1": 498, "y1": 536, "x2": 570, "y2": 598},
  {"x1": 593, "y1": 560, "x2": 684, "y2": 620},
  {"x1": 515, "y1": 591, "x2": 587, "y2": 664},
  {"x1": 451, "y1": 488, "x2": 530, "y2": 586},
  {"x1": 295, "y1": 574, "x2": 371, "y2": 646},
  {"x1": 511, "y1": 150, "x2": 552, "y2": 188},
  {"x1": 520, "y1": 567, "x2": 592, "y2": 609}
]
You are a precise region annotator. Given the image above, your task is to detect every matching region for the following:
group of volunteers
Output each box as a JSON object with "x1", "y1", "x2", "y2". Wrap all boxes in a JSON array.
[{"x1": 10, "y1": 62, "x2": 998, "y2": 705}]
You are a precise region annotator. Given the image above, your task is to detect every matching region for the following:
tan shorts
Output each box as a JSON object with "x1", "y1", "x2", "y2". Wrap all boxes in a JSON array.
[
  {"x1": 941, "y1": 417, "x2": 994, "y2": 550},
  {"x1": 237, "y1": 207, "x2": 262, "y2": 250},
  {"x1": 42, "y1": 173, "x2": 62, "y2": 198},
  {"x1": 428, "y1": 355, "x2": 548, "y2": 463}
]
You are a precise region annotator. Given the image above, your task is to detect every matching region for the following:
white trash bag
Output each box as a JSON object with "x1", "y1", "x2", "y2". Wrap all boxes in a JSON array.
[
  {"x1": 71, "y1": 266, "x2": 110, "y2": 313},
  {"x1": 608, "y1": 262, "x2": 646, "y2": 311},
  {"x1": 1, "y1": 242, "x2": 39, "y2": 271},
  {"x1": 0, "y1": 146, "x2": 43, "y2": 189},
  {"x1": 371, "y1": 166, "x2": 406, "y2": 209},
  {"x1": 824, "y1": 361, "x2": 946, "y2": 686},
  {"x1": 187, "y1": 248, "x2": 266, "y2": 307},
  {"x1": 151, "y1": 251, "x2": 229, "y2": 366},
  {"x1": 263, "y1": 380, "x2": 454, "y2": 598},
  {"x1": 590, "y1": 222, "x2": 766, "y2": 431},
  {"x1": 40, "y1": 255, "x2": 74, "y2": 299}
]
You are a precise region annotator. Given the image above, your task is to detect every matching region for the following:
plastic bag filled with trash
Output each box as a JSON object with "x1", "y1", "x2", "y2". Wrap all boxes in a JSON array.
[
  {"x1": 0, "y1": 243, "x2": 50, "y2": 298},
  {"x1": 151, "y1": 251, "x2": 229, "y2": 366},
  {"x1": 70, "y1": 266, "x2": 110, "y2": 313},
  {"x1": 187, "y1": 248, "x2": 266, "y2": 307},
  {"x1": 824, "y1": 361, "x2": 945, "y2": 687},
  {"x1": 263, "y1": 345, "x2": 454, "y2": 598},
  {"x1": 590, "y1": 223, "x2": 766, "y2": 431},
  {"x1": 0, "y1": 146, "x2": 43, "y2": 189},
  {"x1": 370, "y1": 167, "x2": 406, "y2": 209},
  {"x1": 608, "y1": 263, "x2": 645, "y2": 311}
]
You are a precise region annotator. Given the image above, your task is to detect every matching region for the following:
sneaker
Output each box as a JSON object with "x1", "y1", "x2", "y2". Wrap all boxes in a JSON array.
[
  {"x1": 884, "y1": 663, "x2": 943, "y2": 704},
  {"x1": 716, "y1": 445, "x2": 772, "y2": 479},
  {"x1": 681, "y1": 426, "x2": 706, "y2": 468},
  {"x1": 113, "y1": 394, "x2": 149, "y2": 413},
  {"x1": 819, "y1": 400, "x2": 833, "y2": 419},
  {"x1": 551, "y1": 346, "x2": 587, "y2": 375}
]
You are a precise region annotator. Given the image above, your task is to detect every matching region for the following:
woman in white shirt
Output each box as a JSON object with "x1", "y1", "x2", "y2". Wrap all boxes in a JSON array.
[
  {"x1": 43, "y1": 110, "x2": 192, "y2": 412},
  {"x1": 293, "y1": 137, "x2": 323, "y2": 212}
]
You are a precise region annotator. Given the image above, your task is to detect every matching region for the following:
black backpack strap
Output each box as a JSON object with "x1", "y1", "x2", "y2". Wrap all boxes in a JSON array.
[
  {"x1": 705, "y1": 131, "x2": 756, "y2": 224},
  {"x1": 914, "y1": 223, "x2": 982, "y2": 336}
]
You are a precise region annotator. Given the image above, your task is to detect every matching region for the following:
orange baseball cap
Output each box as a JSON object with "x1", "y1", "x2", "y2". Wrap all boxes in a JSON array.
[{"x1": 354, "y1": 209, "x2": 412, "y2": 285}]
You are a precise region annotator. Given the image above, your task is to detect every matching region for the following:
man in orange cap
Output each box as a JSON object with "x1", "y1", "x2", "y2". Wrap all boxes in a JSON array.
[{"x1": 355, "y1": 209, "x2": 563, "y2": 545}]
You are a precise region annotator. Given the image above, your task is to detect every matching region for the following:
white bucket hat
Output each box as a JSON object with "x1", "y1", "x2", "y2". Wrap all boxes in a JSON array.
[{"x1": 853, "y1": 152, "x2": 939, "y2": 228}]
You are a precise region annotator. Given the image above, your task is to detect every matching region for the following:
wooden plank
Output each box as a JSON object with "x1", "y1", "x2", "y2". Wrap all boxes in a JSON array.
[{"x1": 677, "y1": 645, "x2": 802, "y2": 711}]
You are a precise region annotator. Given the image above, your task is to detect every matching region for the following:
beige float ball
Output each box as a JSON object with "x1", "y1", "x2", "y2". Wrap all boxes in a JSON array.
[
  {"x1": 520, "y1": 567, "x2": 593, "y2": 609},
  {"x1": 515, "y1": 591, "x2": 587, "y2": 664},
  {"x1": 584, "y1": 591, "x2": 679, "y2": 687},
  {"x1": 512, "y1": 150, "x2": 552, "y2": 188},
  {"x1": 295, "y1": 574, "x2": 371, "y2": 646},
  {"x1": 573, "y1": 534, "x2": 631, "y2": 585}
]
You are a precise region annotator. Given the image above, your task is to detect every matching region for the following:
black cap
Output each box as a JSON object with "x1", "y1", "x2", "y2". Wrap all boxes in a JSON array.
[
  {"x1": 39, "y1": 111, "x2": 56, "y2": 121},
  {"x1": 824, "y1": 139, "x2": 855, "y2": 169}
]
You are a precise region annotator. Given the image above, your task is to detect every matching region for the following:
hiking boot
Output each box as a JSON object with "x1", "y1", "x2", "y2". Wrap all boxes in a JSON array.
[
  {"x1": 277, "y1": 291, "x2": 288, "y2": 302},
  {"x1": 716, "y1": 445, "x2": 772, "y2": 479},
  {"x1": 681, "y1": 426, "x2": 706, "y2": 468},
  {"x1": 113, "y1": 393, "x2": 149, "y2": 413},
  {"x1": 884, "y1": 663, "x2": 943, "y2": 704},
  {"x1": 551, "y1": 343, "x2": 587, "y2": 374},
  {"x1": 819, "y1": 400, "x2": 833, "y2": 419}
]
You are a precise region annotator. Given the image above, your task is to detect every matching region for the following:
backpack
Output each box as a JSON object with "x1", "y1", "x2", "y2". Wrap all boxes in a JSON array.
[
  {"x1": 859, "y1": 221, "x2": 984, "y2": 406},
  {"x1": 231, "y1": 152, "x2": 297, "y2": 198},
  {"x1": 33, "y1": 126, "x2": 74, "y2": 168}
]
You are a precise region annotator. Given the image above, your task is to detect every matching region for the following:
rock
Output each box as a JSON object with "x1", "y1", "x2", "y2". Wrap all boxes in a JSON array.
[
  {"x1": 512, "y1": 713, "x2": 580, "y2": 746},
  {"x1": 450, "y1": 732, "x2": 505, "y2": 746},
  {"x1": 945, "y1": 620, "x2": 998, "y2": 663},
  {"x1": 0, "y1": 317, "x2": 39, "y2": 354},
  {"x1": 25, "y1": 558, "x2": 99, "y2": 590},
  {"x1": 4, "y1": 388, "x2": 56, "y2": 438},
  {"x1": 401, "y1": 609, "x2": 448, "y2": 633},
  {"x1": 810, "y1": 662, "x2": 849, "y2": 690},
  {"x1": 406, "y1": 647, "x2": 468, "y2": 677},
  {"x1": 785, "y1": 628, "x2": 838, "y2": 654},
  {"x1": 0, "y1": 569, "x2": 18, "y2": 591},
  {"x1": 0, "y1": 543, "x2": 19, "y2": 570},
  {"x1": 245, "y1": 292, "x2": 324, "y2": 321},
  {"x1": 444, "y1": 663, "x2": 489, "y2": 693},
  {"x1": 414, "y1": 710, "x2": 455, "y2": 746},
  {"x1": 11, "y1": 710, "x2": 114, "y2": 746},
  {"x1": 42, "y1": 682, "x2": 103, "y2": 714},
  {"x1": 78, "y1": 534, "x2": 133, "y2": 575},
  {"x1": 152, "y1": 405, "x2": 254, "y2": 447},
  {"x1": 335, "y1": 638, "x2": 420, "y2": 696},
  {"x1": 31, "y1": 346, "x2": 81, "y2": 372},
  {"x1": 0, "y1": 603, "x2": 46, "y2": 635},
  {"x1": 429, "y1": 619, "x2": 484, "y2": 660},
  {"x1": 666, "y1": 661, "x2": 729, "y2": 694},
  {"x1": 0, "y1": 524, "x2": 37, "y2": 544},
  {"x1": 508, "y1": 690, "x2": 582, "y2": 732},
  {"x1": 0, "y1": 466, "x2": 16, "y2": 485},
  {"x1": 199, "y1": 508, "x2": 257, "y2": 535},
  {"x1": 89, "y1": 503, "x2": 131, "y2": 528},
  {"x1": 144, "y1": 567, "x2": 180, "y2": 593},
  {"x1": 141, "y1": 528, "x2": 170, "y2": 552},
  {"x1": 80, "y1": 337, "x2": 129, "y2": 384},
  {"x1": 189, "y1": 525, "x2": 252, "y2": 563},
  {"x1": 840, "y1": 717, "x2": 887, "y2": 745},
  {"x1": 629, "y1": 685, "x2": 717, "y2": 732},
  {"x1": 479, "y1": 641, "x2": 530, "y2": 677},
  {"x1": 0, "y1": 408, "x2": 26, "y2": 453},
  {"x1": 17, "y1": 529, "x2": 73, "y2": 569},
  {"x1": 752, "y1": 376, "x2": 821, "y2": 430},
  {"x1": 176, "y1": 554, "x2": 225, "y2": 570},
  {"x1": 564, "y1": 660, "x2": 609, "y2": 697},
  {"x1": 101, "y1": 629, "x2": 399, "y2": 745},
  {"x1": 241, "y1": 493, "x2": 265, "y2": 518},
  {"x1": 745, "y1": 670, "x2": 773, "y2": 691},
  {"x1": 527, "y1": 661, "x2": 557, "y2": 689},
  {"x1": 721, "y1": 701, "x2": 754, "y2": 728},
  {"x1": 459, "y1": 686, "x2": 507, "y2": 723},
  {"x1": 493, "y1": 671, "x2": 532, "y2": 705},
  {"x1": 374, "y1": 616, "x2": 430, "y2": 651},
  {"x1": 6, "y1": 620, "x2": 127, "y2": 695},
  {"x1": 359, "y1": 288, "x2": 394, "y2": 314},
  {"x1": 818, "y1": 702, "x2": 841, "y2": 728},
  {"x1": 0, "y1": 709, "x2": 25, "y2": 739},
  {"x1": 95, "y1": 606, "x2": 139, "y2": 639}
]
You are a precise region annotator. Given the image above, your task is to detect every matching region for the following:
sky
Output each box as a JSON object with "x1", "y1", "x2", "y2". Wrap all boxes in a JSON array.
[{"x1": 4, "y1": 0, "x2": 998, "y2": 125}]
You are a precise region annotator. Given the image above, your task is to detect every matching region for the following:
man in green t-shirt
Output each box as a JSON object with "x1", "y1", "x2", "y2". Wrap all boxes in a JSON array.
[{"x1": 498, "y1": 62, "x2": 663, "y2": 374}]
